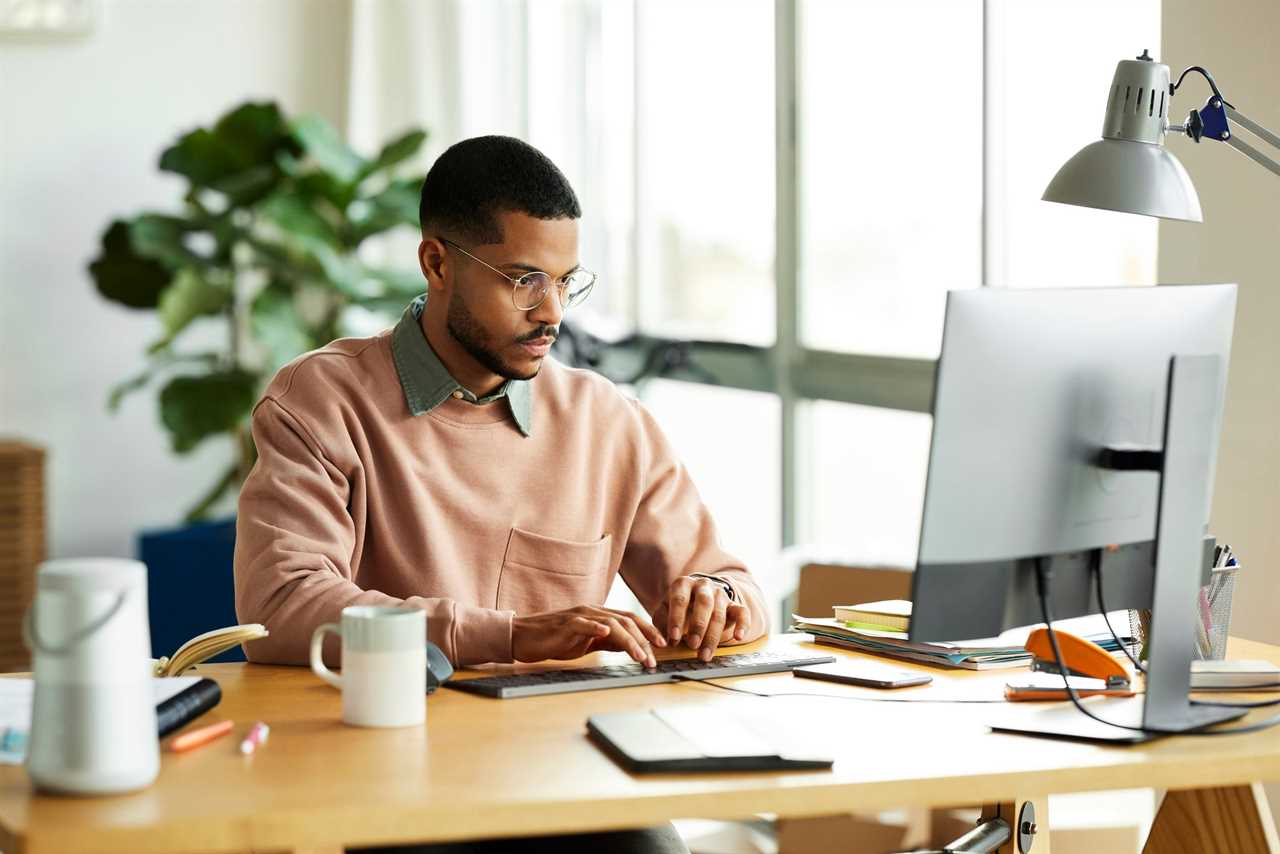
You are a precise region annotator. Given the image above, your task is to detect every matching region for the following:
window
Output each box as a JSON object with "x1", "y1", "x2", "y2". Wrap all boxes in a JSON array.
[
  {"x1": 799, "y1": 0, "x2": 983, "y2": 359},
  {"x1": 634, "y1": 0, "x2": 776, "y2": 345},
  {"x1": 484, "y1": 0, "x2": 1161, "y2": 587}
]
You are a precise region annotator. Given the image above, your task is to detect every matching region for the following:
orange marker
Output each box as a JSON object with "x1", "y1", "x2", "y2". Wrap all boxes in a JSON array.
[{"x1": 169, "y1": 719, "x2": 234, "y2": 753}]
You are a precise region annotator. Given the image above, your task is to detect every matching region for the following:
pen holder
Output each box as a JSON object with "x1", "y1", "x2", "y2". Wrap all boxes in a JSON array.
[{"x1": 1130, "y1": 563, "x2": 1239, "y2": 662}]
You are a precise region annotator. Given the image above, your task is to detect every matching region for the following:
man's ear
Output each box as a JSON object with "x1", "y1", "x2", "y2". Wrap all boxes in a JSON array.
[{"x1": 418, "y1": 237, "x2": 448, "y2": 291}]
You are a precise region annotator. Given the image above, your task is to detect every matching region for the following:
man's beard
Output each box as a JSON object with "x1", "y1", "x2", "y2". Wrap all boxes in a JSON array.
[{"x1": 446, "y1": 290, "x2": 540, "y2": 381}]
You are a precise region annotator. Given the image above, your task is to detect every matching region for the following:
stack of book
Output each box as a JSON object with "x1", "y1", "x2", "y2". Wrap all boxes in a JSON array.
[{"x1": 793, "y1": 599, "x2": 1137, "y2": 671}]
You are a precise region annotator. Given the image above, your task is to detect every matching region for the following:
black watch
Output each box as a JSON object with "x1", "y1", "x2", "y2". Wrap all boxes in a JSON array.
[{"x1": 689, "y1": 573, "x2": 736, "y2": 602}]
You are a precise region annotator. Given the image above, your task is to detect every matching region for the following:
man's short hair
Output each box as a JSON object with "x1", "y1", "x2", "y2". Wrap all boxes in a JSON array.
[{"x1": 418, "y1": 135, "x2": 581, "y2": 245}]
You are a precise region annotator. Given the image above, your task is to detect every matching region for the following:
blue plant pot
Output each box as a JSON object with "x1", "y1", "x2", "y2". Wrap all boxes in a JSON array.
[{"x1": 139, "y1": 517, "x2": 242, "y2": 662}]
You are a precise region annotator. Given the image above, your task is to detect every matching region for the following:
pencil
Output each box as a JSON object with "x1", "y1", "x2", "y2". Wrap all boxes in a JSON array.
[{"x1": 169, "y1": 719, "x2": 234, "y2": 753}]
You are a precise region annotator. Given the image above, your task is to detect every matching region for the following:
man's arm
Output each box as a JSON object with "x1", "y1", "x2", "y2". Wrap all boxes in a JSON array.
[
  {"x1": 233, "y1": 397, "x2": 512, "y2": 667},
  {"x1": 616, "y1": 402, "x2": 770, "y2": 654}
]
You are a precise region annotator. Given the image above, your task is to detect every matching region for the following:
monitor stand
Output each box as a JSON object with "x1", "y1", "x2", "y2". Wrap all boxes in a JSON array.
[{"x1": 991, "y1": 355, "x2": 1247, "y2": 744}]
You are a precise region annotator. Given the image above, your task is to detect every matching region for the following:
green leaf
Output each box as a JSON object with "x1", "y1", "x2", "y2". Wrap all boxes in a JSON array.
[
  {"x1": 291, "y1": 115, "x2": 367, "y2": 185},
  {"x1": 251, "y1": 282, "x2": 316, "y2": 372},
  {"x1": 260, "y1": 190, "x2": 341, "y2": 246},
  {"x1": 349, "y1": 177, "x2": 422, "y2": 242},
  {"x1": 297, "y1": 170, "x2": 357, "y2": 211},
  {"x1": 152, "y1": 269, "x2": 231, "y2": 350},
  {"x1": 105, "y1": 351, "x2": 221, "y2": 411},
  {"x1": 362, "y1": 265, "x2": 426, "y2": 299},
  {"x1": 159, "y1": 370, "x2": 258, "y2": 454},
  {"x1": 360, "y1": 129, "x2": 427, "y2": 179},
  {"x1": 159, "y1": 102, "x2": 295, "y2": 202},
  {"x1": 210, "y1": 164, "x2": 282, "y2": 207},
  {"x1": 302, "y1": 239, "x2": 382, "y2": 299},
  {"x1": 129, "y1": 214, "x2": 205, "y2": 269},
  {"x1": 88, "y1": 220, "x2": 173, "y2": 309}
]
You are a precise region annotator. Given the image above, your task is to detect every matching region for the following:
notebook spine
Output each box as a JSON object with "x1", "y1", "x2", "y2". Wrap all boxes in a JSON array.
[{"x1": 156, "y1": 678, "x2": 222, "y2": 737}]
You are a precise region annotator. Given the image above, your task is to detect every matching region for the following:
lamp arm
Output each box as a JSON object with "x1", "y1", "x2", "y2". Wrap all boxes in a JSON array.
[{"x1": 1174, "y1": 89, "x2": 1280, "y2": 179}]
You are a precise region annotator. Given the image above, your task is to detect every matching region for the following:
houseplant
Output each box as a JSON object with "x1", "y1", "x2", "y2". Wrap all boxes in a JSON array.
[
  {"x1": 88, "y1": 102, "x2": 428, "y2": 660},
  {"x1": 89, "y1": 100, "x2": 428, "y2": 520}
]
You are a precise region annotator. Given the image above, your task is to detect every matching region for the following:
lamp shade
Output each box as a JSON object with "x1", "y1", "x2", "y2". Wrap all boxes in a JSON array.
[
  {"x1": 1043, "y1": 53, "x2": 1203, "y2": 222},
  {"x1": 1043, "y1": 138, "x2": 1203, "y2": 222}
]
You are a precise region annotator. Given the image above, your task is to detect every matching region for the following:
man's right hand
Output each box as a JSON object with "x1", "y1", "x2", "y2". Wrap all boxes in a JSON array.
[{"x1": 512, "y1": 606, "x2": 667, "y2": 668}]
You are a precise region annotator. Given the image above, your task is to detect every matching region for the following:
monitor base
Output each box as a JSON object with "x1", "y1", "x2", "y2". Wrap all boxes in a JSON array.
[{"x1": 990, "y1": 696, "x2": 1248, "y2": 744}]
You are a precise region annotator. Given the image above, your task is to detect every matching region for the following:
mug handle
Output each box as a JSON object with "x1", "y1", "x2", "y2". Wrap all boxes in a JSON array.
[{"x1": 310, "y1": 623, "x2": 343, "y2": 689}]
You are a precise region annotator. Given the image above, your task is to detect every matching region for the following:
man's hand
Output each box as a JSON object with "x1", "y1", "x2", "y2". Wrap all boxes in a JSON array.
[
  {"x1": 665, "y1": 576, "x2": 749, "y2": 662},
  {"x1": 512, "y1": 606, "x2": 667, "y2": 667}
]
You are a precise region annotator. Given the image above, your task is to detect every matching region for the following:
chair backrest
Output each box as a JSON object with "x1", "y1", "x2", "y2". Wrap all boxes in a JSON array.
[{"x1": 794, "y1": 562, "x2": 913, "y2": 618}]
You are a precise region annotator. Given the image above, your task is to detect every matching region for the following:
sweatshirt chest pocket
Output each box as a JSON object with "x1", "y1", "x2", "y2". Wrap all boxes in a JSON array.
[{"x1": 496, "y1": 527, "x2": 614, "y2": 614}]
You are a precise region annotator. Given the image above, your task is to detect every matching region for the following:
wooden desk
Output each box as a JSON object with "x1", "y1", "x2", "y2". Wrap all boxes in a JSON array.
[{"x1": 2, "y1": 634, "x2": 1278, "y2": 854}]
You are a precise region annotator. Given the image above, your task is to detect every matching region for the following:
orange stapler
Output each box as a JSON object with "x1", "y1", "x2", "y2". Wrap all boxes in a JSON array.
[{"x1": 1004, "y1": 628, "x2": 1135, "y2": 702}]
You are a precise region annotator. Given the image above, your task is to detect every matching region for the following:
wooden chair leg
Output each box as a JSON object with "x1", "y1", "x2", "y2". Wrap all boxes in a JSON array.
[{"x1": 1143, "y1": 783, "x2": 1280, "y2": 854}]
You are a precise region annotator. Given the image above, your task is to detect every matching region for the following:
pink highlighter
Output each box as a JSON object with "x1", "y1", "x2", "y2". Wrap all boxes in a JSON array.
[{"x1": 239, "y1": 722, "x2": 270, "y2": 756}]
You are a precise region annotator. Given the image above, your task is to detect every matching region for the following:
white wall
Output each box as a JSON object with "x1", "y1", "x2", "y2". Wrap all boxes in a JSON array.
[{"x1": 0, "y1": 0, "x2": 352, "y2": 558}]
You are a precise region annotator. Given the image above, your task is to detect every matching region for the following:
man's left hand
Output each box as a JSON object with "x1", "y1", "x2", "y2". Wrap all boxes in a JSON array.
[{"x1": 664, "y1": 576, "x2": 749, "y2": 661}]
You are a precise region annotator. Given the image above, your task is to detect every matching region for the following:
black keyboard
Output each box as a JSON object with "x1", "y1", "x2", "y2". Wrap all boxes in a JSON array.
[{"x1": 443, "y1": 650, "x2": 836, "y2": 699}]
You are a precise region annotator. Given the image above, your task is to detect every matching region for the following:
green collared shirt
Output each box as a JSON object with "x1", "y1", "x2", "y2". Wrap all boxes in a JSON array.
[{"x1": 390, "y1": 296, "x2": 533, "y2": 437}]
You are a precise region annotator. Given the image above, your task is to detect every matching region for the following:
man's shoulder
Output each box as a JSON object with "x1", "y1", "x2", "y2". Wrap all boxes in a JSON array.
[
  {"x1": 537, "y1": 356, "x2": 639, "y2": 417},
  {"x1": 260, "y1": 330, "x2": 393, "y2": 415}
]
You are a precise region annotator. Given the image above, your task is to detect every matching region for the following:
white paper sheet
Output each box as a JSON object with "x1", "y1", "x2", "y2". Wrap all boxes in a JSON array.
[{"x1": 0, "y1": 676, "x2": 201, "y2": 764}]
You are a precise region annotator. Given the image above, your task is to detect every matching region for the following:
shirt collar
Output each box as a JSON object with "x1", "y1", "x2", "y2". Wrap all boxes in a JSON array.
[{"x1": 390, "y1": 295, "x2": 533, "y2": 437}]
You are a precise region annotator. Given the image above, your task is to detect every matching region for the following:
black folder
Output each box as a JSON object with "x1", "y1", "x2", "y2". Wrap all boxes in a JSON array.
[{"x1": 587, "y1": 707, "x2": 833, "y2": 774}]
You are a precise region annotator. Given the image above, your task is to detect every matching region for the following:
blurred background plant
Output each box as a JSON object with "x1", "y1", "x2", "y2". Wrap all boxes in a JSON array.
[{"x1": 88, "y1": 101, "x2": 426, "y2": 521}]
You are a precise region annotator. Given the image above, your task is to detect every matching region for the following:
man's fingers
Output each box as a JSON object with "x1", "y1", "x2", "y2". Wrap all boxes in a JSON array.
[
  {"x1": 665, "y1": 579, "x2": 693, "y2": 644},
  {"x1": 726, "y1": 603, "x2": 750, "y2": 641},
  {"x1": 602, "y1": 617, "x2": 654, "y2": 667},
  {"x1": 683, "y1": 584, "x2": 717, "y2": 650},
  {"x1": 700, "y1": 600, "x2": 728, "y2": 661},
  {"x1": 605, "y1": 608, "x2": 666, "y2": 648},
  {"x1": 570, "y1": 617, "x2": 610, "y2": 638},
  {"x1": 613, "y1": 614, "x2": 658, "y2": 668}
]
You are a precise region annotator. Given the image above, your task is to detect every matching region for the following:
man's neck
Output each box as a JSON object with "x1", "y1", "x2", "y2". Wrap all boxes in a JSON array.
[{"x1": 420, "y1": 310, "x2": 505, "y2": 398}]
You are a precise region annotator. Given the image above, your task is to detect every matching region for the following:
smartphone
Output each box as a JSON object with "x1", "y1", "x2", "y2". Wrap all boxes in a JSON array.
[{"x1": 792, "y1": 661, "x2": 932, "y2": 689}]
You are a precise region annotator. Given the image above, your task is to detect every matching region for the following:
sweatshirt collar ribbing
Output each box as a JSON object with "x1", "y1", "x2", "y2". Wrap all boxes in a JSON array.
[{"x1": 391, "y1": 296, "x2": 533, "y2": 437}]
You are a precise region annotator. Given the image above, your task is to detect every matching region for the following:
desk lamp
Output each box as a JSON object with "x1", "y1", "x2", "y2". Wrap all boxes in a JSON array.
[{"x1": 1043, "y1": 49, "x2": 1280, "y2": 220}]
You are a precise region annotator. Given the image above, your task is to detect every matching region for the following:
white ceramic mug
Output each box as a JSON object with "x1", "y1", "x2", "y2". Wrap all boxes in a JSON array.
[{"x1": 310, "y1": 606, "x2": 427, "y2": 728}]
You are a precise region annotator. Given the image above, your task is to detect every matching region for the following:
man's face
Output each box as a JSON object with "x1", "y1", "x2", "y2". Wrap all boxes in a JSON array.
[{"x1": 437, "y1": 211, "x2": 579, "y2": 382}]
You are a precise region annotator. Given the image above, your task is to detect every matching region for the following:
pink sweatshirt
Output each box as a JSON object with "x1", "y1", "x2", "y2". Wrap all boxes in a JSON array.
[{"x1": 233, "y1": 323, "x2": 769, "y2": 666}]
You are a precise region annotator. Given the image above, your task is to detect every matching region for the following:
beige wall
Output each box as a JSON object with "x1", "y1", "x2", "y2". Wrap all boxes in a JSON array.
[{"x1": 1162, "y1": 0, "x2": 1280, "y2": 647}]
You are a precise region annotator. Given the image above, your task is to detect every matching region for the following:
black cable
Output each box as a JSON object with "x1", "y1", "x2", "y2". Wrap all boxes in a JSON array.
[
  {"x1": 669, "y1": 674, "x2": 1007, "y2": 703},
  {"x1": 1038, "y1": 558, "x2": 1280, "y2": 737},
  {"x1": 1092, "y1": 552, "x2": 1280, "y2": 707},
  {"x1": 1091, "y1": 551, "x2": 1146, "y2": 673},
  {"x1": 1171, "y1": 65, "x2": 1234, "y2": 108}
]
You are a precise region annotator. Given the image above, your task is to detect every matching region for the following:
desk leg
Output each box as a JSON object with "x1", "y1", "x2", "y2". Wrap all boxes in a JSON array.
[
  {"x1": 979, "y1": 797, "x2": 1051, "y2": 854},
  {"x1": 1143, "y1": 783, "x2": 1280, "y2": 853}
]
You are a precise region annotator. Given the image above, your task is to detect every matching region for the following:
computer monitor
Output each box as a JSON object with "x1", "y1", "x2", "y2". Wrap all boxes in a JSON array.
[{"x1": 909, "y1": 284, "x2": 1244, "y2": 741}]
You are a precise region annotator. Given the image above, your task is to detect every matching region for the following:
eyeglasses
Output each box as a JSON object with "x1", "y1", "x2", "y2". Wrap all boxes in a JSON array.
[{"x1": 439, "y1": 237, "x2": 596, "y2": 312}]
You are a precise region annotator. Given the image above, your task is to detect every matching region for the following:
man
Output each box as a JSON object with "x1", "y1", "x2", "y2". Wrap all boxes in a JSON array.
[{"x1": 233, "y1": 136, "x2": 769, "y2": 850}]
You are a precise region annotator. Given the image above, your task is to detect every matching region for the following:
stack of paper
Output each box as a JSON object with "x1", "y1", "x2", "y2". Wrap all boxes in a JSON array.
[{"x1": 792, "y1": 611, "x2": 1137, "y2": 671}]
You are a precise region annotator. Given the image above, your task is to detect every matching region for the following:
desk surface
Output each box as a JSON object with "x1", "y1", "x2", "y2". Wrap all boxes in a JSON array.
[{"x1": 2, "y1": 634, "x2": 1279, "y2": 854}]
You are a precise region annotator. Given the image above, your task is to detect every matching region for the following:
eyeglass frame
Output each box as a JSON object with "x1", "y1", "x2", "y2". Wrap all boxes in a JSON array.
[{"x1": 437, "y1": 236, "x2": 596, "y2": 312}]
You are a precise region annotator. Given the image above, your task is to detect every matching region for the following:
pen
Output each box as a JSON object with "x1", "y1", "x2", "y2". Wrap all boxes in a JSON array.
[
  {"x1": 239, "y1": 721, "x2": 270, "y2": 755},
  {"x1": 169, "y1": 719, "x2": 234, "y2": 753}
]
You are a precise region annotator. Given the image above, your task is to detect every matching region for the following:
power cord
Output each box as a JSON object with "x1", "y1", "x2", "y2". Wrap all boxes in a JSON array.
[
  {"x1": 1091, "y1": 554, "x2": 1280, "y2": 708},
  {"x1": 1037, "y1": 558, "x2": 1280, "y2": 736}
]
